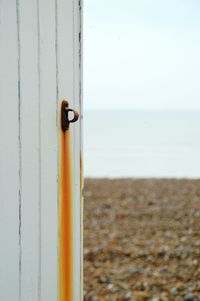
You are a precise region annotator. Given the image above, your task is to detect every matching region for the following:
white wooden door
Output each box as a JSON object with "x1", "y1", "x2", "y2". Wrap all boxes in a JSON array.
[{"x1": 0, "y1": 1, "x2": 82, "y2": 300}]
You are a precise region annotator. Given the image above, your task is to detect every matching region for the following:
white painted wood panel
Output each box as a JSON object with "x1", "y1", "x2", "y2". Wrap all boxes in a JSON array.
[
  {"x1": 19, "y1": 0, "x2": 40, "y2": 299},
  {"x1": 72, "y1": 1, "x2": 83, "y2": 299},
  {"x1": 0, "y1": 1, "x2": 20, "y2": 300},
  {"x1": 56, "y1": 0, "x2": 82, "y2": 299},
  {"x1": 38, "y1": 1, "x2": 58, "y2": 300},
  {"x1": 0, "y1": 0, "x2": 82, "y2": 300}
]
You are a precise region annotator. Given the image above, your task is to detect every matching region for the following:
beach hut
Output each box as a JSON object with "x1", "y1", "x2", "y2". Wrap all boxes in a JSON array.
[{"x1": 0, "y1": 1, "x2": 83, "y2": 300}]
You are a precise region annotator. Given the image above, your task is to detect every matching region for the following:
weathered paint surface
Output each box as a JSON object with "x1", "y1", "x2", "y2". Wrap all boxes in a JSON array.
[{"x1": 0, "y1": 1, "x2": 82, "y2": 300}]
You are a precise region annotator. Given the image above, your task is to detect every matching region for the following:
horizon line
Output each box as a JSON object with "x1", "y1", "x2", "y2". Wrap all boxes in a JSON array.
[{"x1": 84, "y1": 108, "x2": 200, "y2": 111}]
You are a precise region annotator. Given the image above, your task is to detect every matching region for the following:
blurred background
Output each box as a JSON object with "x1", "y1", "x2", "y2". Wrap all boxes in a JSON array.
[{"x1": 83, "y1": 1, "x2": 200, "y2": 300}]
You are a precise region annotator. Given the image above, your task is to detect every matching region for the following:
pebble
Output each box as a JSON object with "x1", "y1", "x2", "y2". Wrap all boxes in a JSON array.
[
  {"x1": 107, "y1": 283, "x2": 113, "y2": 290},
  {"x1": 88, "y1": 297, "x2": 97, "y2": 301},
  {"x1": 148, "y1": 297, "x2": 160, "y2": 301},
  {"x1": 184, "y1": 293, "x2": 195, "y2": 301},
  {"x1": 98, "y1": 276, "x2": 109, "y2": 284},
  {"x1": 122, "y1": 291, "x2": 132, "y2": 301},
  {"x1": 170, "y1": 287, "x2": 179, "y2": 296},
  {"x1": 127, "y1": 268, "x2": 140, "y2": 275}
]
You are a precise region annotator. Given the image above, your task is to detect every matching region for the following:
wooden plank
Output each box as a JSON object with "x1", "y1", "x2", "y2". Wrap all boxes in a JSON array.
[
  {"x1": 57, "y1": 0, "x2": 81, "y2": 301},
  {"x1": 18, "y1": 0, "x2": 40, "y2": 300},
  {"x1": 57, "y1": 0, "x2": 82, "y2": 299},
  {"x1": 72, "y1": 1, "x2": 83, "y2": 300},
  {"x1": 57, "y1": 0, "x2": 74, "y2": 101},
  {"x1": 38, "y1": 0, "x2": 58, "y2": 300},
  {"x1": 0, "y1": 2, "x2": 20, "y2": 300}
]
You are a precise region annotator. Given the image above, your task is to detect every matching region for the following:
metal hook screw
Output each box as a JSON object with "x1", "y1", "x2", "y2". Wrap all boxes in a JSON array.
[{"x1": 61, "y1": 100, "x2": 79, "y2": 132}]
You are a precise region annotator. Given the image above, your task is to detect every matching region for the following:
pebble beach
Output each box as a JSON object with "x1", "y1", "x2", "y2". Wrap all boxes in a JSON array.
[{"x1": 84, "y1": 178, "x2": 200, "y2": 301}]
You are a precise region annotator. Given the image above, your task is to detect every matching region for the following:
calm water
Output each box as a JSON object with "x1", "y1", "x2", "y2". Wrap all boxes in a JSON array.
[{"x1": 84, "y1": 110, "x2": 200, "y2": 178}]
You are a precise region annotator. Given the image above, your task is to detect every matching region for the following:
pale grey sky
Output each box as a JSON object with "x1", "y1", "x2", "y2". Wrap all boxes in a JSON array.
[{"x1": 84, "y1": 0, "x2": 200, "y2": 110}]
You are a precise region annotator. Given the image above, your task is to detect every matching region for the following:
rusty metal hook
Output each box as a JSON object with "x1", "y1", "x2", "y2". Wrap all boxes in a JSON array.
[{"x1": 61, "y1": 100, "x2": 79, "y2": 132}]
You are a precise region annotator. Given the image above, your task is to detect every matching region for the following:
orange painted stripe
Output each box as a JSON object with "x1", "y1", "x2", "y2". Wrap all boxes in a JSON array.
[{"x1": 59, "y1": 125, "x2": 73, "y2": 301}]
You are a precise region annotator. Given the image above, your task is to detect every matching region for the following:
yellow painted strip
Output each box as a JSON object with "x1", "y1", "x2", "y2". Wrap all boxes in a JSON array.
[{"x1": 59, "y1": 118, "x2": 74, "y2": 301}]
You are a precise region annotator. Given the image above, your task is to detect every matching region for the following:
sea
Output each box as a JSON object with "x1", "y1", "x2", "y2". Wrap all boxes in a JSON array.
[{"x1": 84, "y1": 110, "x2": 200, "y2": 178}]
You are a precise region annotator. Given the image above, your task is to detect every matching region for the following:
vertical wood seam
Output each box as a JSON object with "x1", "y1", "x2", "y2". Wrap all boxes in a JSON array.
[
  {"x1": 79, "y1": 0, "x2": 82, "y2": 110},
  {"x1": 79, "y1": 1, "x2": 83, "y2": 298},
  {"x1": 16, "y1": 1, "x2": 22, "y2": 300},
  {"x1": 72, "y1": 2, "x2": 77, "y2": 298},
  {"x1": 36, "y1": 0, "x2": 42, "y2": 299},
  {"x1": 73, "y1": 0, "x2": 75, "y2": 108},
  {"x1": 55, "y1": 0, "x2": 59, "y2": 106},
  {"x1": 55, "y1": 0, "x2": 59, "y2": 299},
  {"x1": 72, "y1": 0, "x2": 76, "y2": 189}
]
